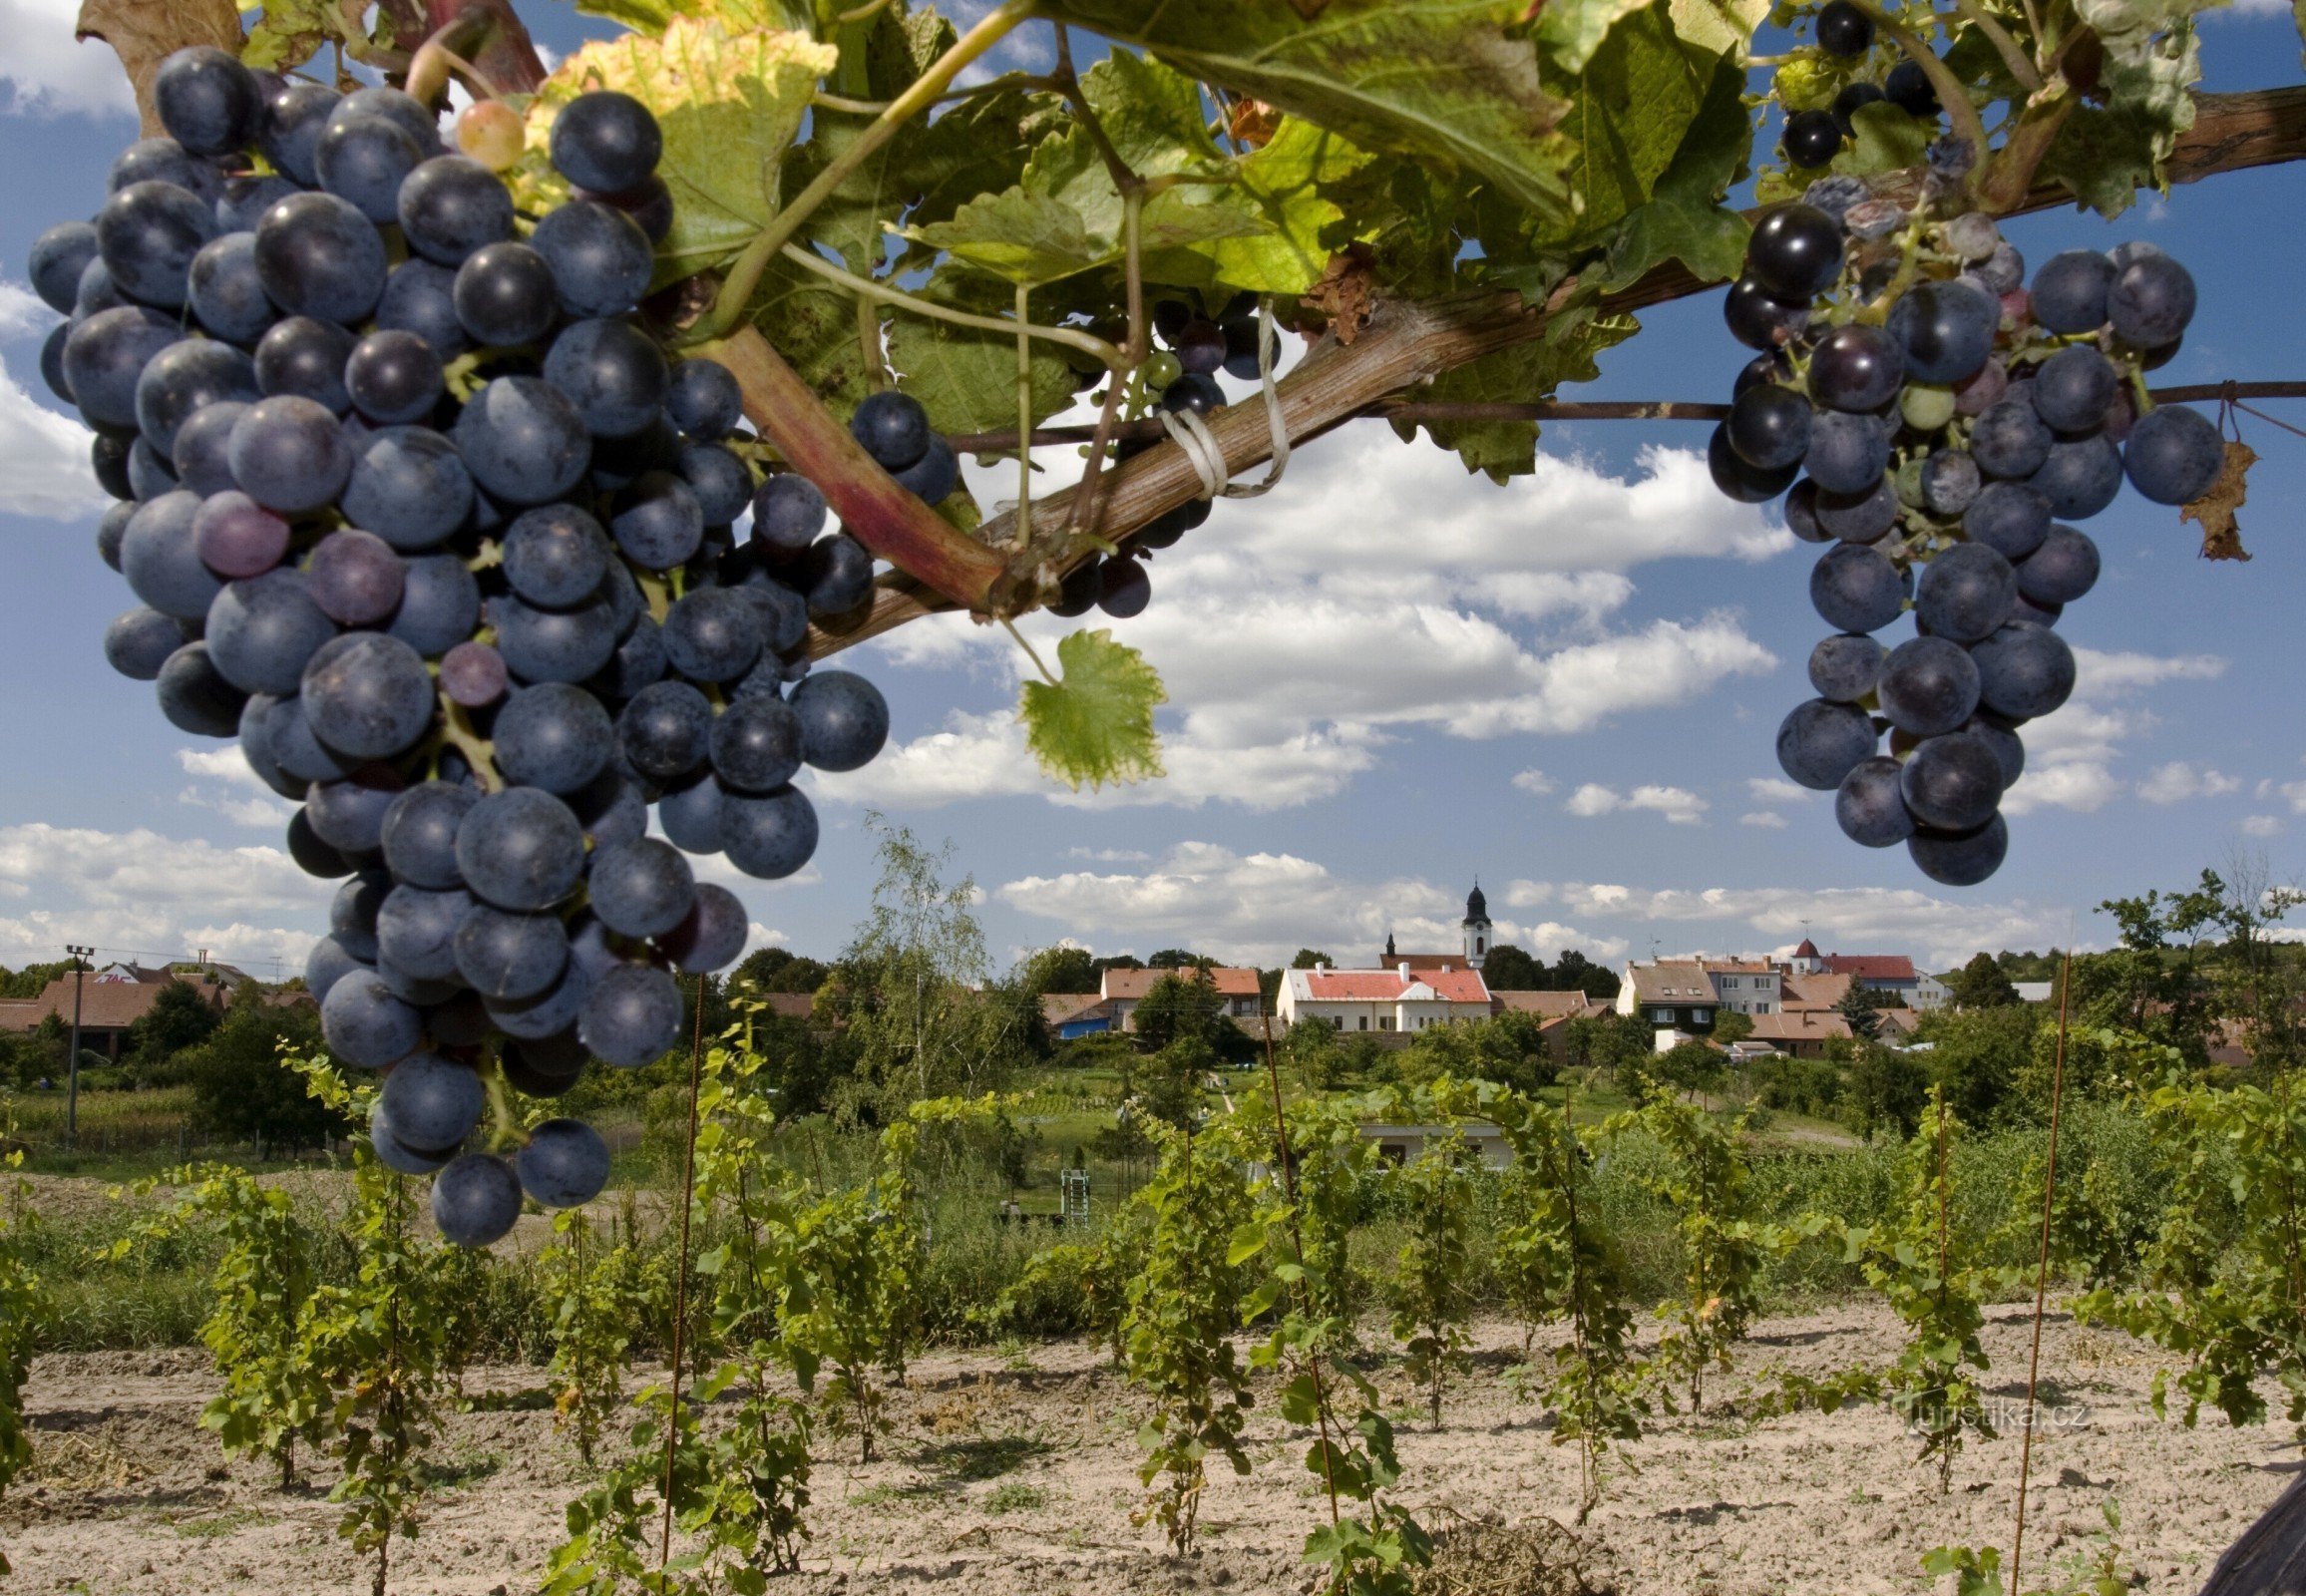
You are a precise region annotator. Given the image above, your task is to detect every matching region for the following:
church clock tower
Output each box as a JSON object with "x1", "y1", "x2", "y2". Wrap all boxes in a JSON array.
[{"x1": 1462, "y1": 882, "x2": 1491, "y2": 971}]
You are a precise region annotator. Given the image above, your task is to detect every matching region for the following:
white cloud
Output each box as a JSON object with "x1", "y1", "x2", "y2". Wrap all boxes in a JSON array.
[
  {"x1": 743, "y1": 922, "x2": 788, "y2": 955},
  {"x1": 175, "y1": 747, "x2": 294, "y2": 829},
  {"x1": 0, "y1": 356, "x2": 106, "y2": 521},
  {"x1": 840, "y1": 436, "x2": 1784, "y2": 810},
  {"x1": 1067, "y1": 846, "x2": 1151, "y2": 863},
  {"x1": 2210, "y1": 0, "x2": 2289, "y2": 18},
  {"x1": 2242, "y1": 815, "x2": 2284, "y2": 838},
  {"x1": 0, "y1": 281, "x2": 59, "y2": 340},
  {"x1": 1739, "y1": 811, "x2": 1789, "y2": 829},
  {"x1": 1565, "y1": 782, "x2": 1709, "y2": 825},
  {"x1": 2136, "y1": 761, "x2": 2240, "y2": 805},
  {"x1": 1511, "y1": 769, "x2": 1557, "y2": 796},
  {"x1": 2001, "y1": 647, "x2": 2229, "y2": 816},
  {"x1": 994, "y1": 841, "x2": 1624, "y2": 967},
  {"x1": 1544, "y1": 878, "x2": 2068, "y2": 968},
  {"x1": 0, "y1": 0, "x2": 139, "y2": 119},
  {"x1": 1747, "y1": 777, "x2": 1810, "y2": 804}
]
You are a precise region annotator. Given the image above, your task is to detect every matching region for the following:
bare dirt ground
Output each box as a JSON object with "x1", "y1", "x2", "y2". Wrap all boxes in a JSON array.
[{"x1": 2, "y1": 1303, "x2": 2287, "y2": 1596}]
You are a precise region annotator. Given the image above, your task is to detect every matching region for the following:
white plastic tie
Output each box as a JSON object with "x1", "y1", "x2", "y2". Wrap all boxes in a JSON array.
[{"x1": 1155, "y1": 298, "x2": 1291, "y2": 502}]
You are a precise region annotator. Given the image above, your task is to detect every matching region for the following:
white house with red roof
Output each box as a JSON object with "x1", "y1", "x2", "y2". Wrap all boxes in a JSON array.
[
  {"x1": 1815, "y1": 953, "x2": 1950, "y2": 1009},
  {"x1": 1277, "y1": 963, "x2": 1493, "y2": 1036}
]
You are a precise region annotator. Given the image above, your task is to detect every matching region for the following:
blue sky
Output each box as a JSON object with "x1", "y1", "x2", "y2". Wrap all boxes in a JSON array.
[{"x1": 0, "y1": 0, "x2": 2297, "y2": 984}]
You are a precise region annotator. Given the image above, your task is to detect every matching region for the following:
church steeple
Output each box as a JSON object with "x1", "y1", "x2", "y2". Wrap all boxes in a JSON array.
[
  {"x1": 1384, "y1": 931, "x2": 1396, "y2": 960},
  {"x1": 1461, "y1": 879, "x2": 1492, "y2": 971}
]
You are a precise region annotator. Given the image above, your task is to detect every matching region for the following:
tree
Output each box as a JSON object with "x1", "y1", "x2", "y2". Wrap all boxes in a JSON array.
[
  {"x1": 124, "y1": 979, "x2": 221, "y2": 1086},
  {"x1": 1836, "y1": 981, "x2": 1887, "y2": 1041},
  {"x1": 1550, "y1": 951, "x2": 1622, "y2": 1000},
  {"x1": 1018, "y1": 944, "x2": 1100, "y2": 997},
  {"x1": 1946, "y1": 952, "x2": 2020, "y2": 1009},
  {"x1": 1916, "y1": 1003, "x2": 2040, "y2": 1125},
  {"x1": 1129, "y1": 973, "x2": 1227, "y2": 1051},
  {"x1": 1288, "y1": 949, "x2": 1334, "y2": 970},
  {"x1": 1477, "y1": 944, "x2": 1542, "y2": 991},
  {"x1": 1847, "y1": 1042, "x2": 1928, "y2": 1139},
  {"x1": 184, "y1": 987, "x2": 347, "y2": 1149},
  {"x1": 1145, "y1": 949, "x2": 1211, "y2": 971},
  {"x1": 1711, "y1": 1009, "x2": 1753, "y2": 1046},
  {"x1": 732, "y1": 946, "x2": 831, "y2": 996}
]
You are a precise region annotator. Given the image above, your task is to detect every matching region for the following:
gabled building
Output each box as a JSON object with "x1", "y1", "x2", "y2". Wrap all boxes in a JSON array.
[
  {"x1": 1040, "y1": 994, "x2": 1113, "y2": 1040},
  {"x1": 1814, "y1": 954, "x2": 1950, "y2": 1010},
  {"x1": 1099, "y1": 965, "x2": 1264, "y2": 1030},
  {"x1": 1701, "y1": 958, "x2": 1780, "y2": 1014},
  {"x1": 1376, "y1": 883, "x2": 1495, "y2": 974},
  {"x1": 0, "y1": 976, "x2": 228, "y2": 1059},
  {"x1": 1277, "y1": 964, "x2": 1493, "y2": 1036},
  {"x1": 1614, "y1": 961, "x2": 1721, "y2": 1050}
]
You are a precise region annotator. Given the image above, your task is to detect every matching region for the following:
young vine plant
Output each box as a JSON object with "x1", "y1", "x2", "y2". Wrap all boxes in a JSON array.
[{"x1": 0, "y1": 1135, "x2": 40, "y2": 1578}]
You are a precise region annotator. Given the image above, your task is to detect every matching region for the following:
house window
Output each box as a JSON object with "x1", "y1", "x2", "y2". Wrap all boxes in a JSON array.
[
  {"x1": 1358, "y1": 1016, "x2": 1368, "y2": 1030},
  {"x1": 1379, "y1": 1016, "x2": 1393, "y2": 1031},
  {"x1": 1333, "y1": 1016, "x2": 1345, "y2": 1029},
  {"x1": 1650, "y1": 1007, "x2": 1672, "y2": 1023}
]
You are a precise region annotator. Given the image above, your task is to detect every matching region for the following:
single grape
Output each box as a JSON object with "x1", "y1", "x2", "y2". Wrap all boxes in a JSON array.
[
  {"x1": 109, "y1": 137, "x2": 219, "y2": 199},
  {"x1": 578, "y1": 962, "x2": 683, "y2": 1067},
  {"x1": 187, "y1": 231, "x2": 275, "y2": 344},
  {"x1": 315, "y1": 114, "x2": 423, "y2": 223},
  {"x1": 1810, "y1": 543, "x2": 1904, "y2": 632},
  {"x1": 662, "y1": 587, "x2": 763, "y2": 683},
  {"x1": 1808, "y1": 632, "x2": 1887, "y2": 702},
  {"x1": 454, "y1": 376, "x2": 592, "y2": 505},
  {"x1": 308, "y1": 935, "x2": 368, "y2": 1004},
  {"x1": 544, "y1": 317, "x2": 668, "y2": 438},
  {"x1": 454, "y1": 905, "x2": 570, "y2": 1001},
  {"x1": 1914, "y1": 542, "x2": 2017, "y2": 643},
  {"x1": 376, "y1": 257, "x2": 469, "y2": 358},
  {"x1": 662, "y1": 883, "x2": 748, "y2": 975},
  {"x1": 397, "y1": 154, "x2": 514, "y2": 265},
  {"x1": 1099, "y1": 555, "x2": 1152, "y2": 617},
  {"x1": 1162, "y1": 373, "x2": 1225, "y2": 415},
  {"x1": 154, "y1": 46, "x2": 264, "y2": 155},
  {"x1": 2030, "y1": 345, "x2": 2118, "y2": 434},
  {"x1": 157, "y1": 642, "x2": 248, "y2": 737},
  {"x1": 122, "y1": 490, "x2": 221, "y2": 619},
  {"x1": 253, "y1": 315, "x2": 356, "y2": 413},
  {"x1": 432, "y1": 1153, "x2": 523, "y2": 1247},
  {"x1": 1901, "y1": 732, "x2": 2003, "y2": 831},
  {"x1": 300, "y1": 630, "x2": 435, "y2": 759},
  {"x1": 458, "y1": 786, "x2": 587, "y2": 911},
  {"x1": 105, "y1": 607, "x2": 191, "y2": 681},
  {"x1": 677, "y1": 442, "x2": 753, "y2": 525},
  {"x1": 2028, "y1": 249, "x2": 2114, "y2": 335},
  {"x1": 617, "y1": 679, "x2": 713, "y2": 783},
  {"x1": 1816, "y1": 0, "x2": 1873, "y2": 54},
  {"x1": 1908, "y1": 813, "x2": 2008, "y2": 886},
  {"x1": 260, "y1": 79, "x2": 338, "y2": 187},
  {"x1": 494, "y1": 681, "x2": 615, "y2": 794},
  {"x1": 709, "y1": 694, "x2": 803, "y2": 793},
  {"x1": 503, "y1": 504, "x2": 612, "y2": 608},
  {"x1": 1801, "y1": 410, "x2": 1891, "y2": 496},
  {"x1": 516, "y1": 1119, "x2": 610, "y2": 1208},
  {"x1": 1886, "y1": 278, "x2": 1996, "y2": 384},
  {"x1": 327, "y1": 86, "x2": 442, "y2": 155},
  {"x1": 1920, "y1": 448, "x2": 1980, "y2": 515},
  {"x1": 1876, "y1": 635, "x2": 1982, "y2": 736},
  {"x1": 790, "y1": 670, "x2": 889, "y2": 772},
  {"x1": 531, "y1": 200, "x2": 654, "y2": 319},
  {"x1": 891, "y1": 434, "x2": 959, "y2": 504},
  {"x1": 802, "y1": 533, "x2": 876, "y2": 616},
  {"x1": 381, "y1": 781, "x2": 478, "y2": 889},
  {"x1": 666, "y1": 357, "x2": 743, "y2": 441},
  {"x1": 29, "y1": 221, "x2": 99, "y2": 313},
  {"x1": 2107, "y1": 252, "x2": 2194, "y2": 348},
  {"x1": 589, "y1": 838, "x2": 697, "y2": 940},
  {"x1": 1807, "y1": 323, "x2": 1905, "y2": 411},
  {"x1": 453, "y1": 239, "x2": 558, "y2": 346},
  {"x1": 608, "y1": 470, "x2": 705, "y2": 570},
  {"x1": 1776, "y1": 697, "x2": 1879, "y2": 790},
  {"x1": 1783, "y1": 480, "x2": 1829, "y2": 543},
  {"x1": 96, "y1": 180, "x2": 215, "y2": 307},
  {"x1": 1814, "y1": 476, "x2": 1899, "y2": 544},
  {"x1": 39, "y1": 322, "x2": 73, "y2": 405},
  {"x1": 64, "y1": 305, "x2": 183, "y2": 431},
  {"x1": 550, "y1": 91, "x2": 662, "y2": 195},
  {"x1": 342, "y1": 425, "x2": 474, "y2": 551},
  {"x1": 92, "y1": 430, "x2": 137, "y2": 501},
  {"x1": 850, "y1": 389, "x2": 932, "y2": 471},
  {"x1": 1960, "y1": 480, "x2": 2050, "y2": 559},
  {"x1": 1141, "y1": 351, "x2": 1184, "y2": 390},
  {"x1": 321, "y1": 970, "x2": 423, "y2": 1068},
  {"x1": 493, "y1": 592, "x2": 620, "y2": 683},
  {"x1": 1969, "y1": 400, "x2": 2051, "y2": 480},
  {"x1": 721, "y1": 784, "x2": 818, "y2": 879},
  {"x1": 2122, "y1": 404, "x2": 2224, "y2": 504},
  {"x1": 304, "y1": 528, "x2": 405, "y2": 626},
  {"x1": 1970, "y1": 621, "x2": 2075, "y2": 718},
  {"x1": 1723, "y1": 276, "x2": 1810, "y2": 350},
  {"x1": 1781, "y1": 110, "x2": 1841, "y2": 168},
  {"x1": 1884, "y1": 58, "x2": 1940, "y2": 116},
  {"x1": 2015, "y1": 525, "x2": 2100, "y2": 604},
  {"x1": 285, "y1": 806, "x2": 355, "y2": 880},
  {"x1": 228, "y1": 394, "x2": 351, "y2": 515},
  {"x1": 453, "y1": 99, "x2": 526, "y2": 170},
  {"x1": 1836, "y1": 757, "x2": 1914, "y2": 847},
  {"x1": 252, "y1": 191, "x2": 387, "y2": 325},
  {"x1": 1726, "y1": 384, "x2": 1812, "y2": 471},
  {"x1": 486, "y1": 958, "x2": 595, "y2": 1042},
  {"x1": 1222, "y1": 317, "x2": 1281, "y2": 380},
  {"x1": 376, "y1": 883, "x2": 475, "y2": 983},
  {"x1": 2029, "y1": 433, "x2": 2122, "y2": 519},
  {"x1": 431, "y1": 640, "x2": 504, "y2": 709},
  {"x1": 1174, "y1": 318, "x2": 1228, "y2": 375},
  {"x1": 1707, "y1": 423, "x2": 1798, "y2": 503},
  {"x1": 267, "y1": 695, "x2": 353, "y2": 783},
  {"x1": 133, "y1": 339, "x2": 258, "y2": 461},
  {"x1": 345, "y1": 328, "x2": 445, "y2": 425},
  {"x1": 1900, "y1": 384, "x2": 1956, "y2": 434},
  {"x1": 204, "y1": 569, "x2": 337, "y2": 695}
]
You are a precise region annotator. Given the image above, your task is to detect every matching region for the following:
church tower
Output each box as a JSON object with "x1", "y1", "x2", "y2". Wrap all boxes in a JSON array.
[{"x1": 1462, "y1": 881, "x2": 1491, "y2": 971}]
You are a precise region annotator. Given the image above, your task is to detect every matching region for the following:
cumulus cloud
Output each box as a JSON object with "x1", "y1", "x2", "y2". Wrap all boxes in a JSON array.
[
  {"x1": 1542, "y1": 878, "x2": 2067, "y2": 968},
  {"x1": 0, "y1": 356, "x2": 106, "y2": 521},
  {"x1": 0, "y1": 821, "x2": 332, "y2": 974},
  {"x1": 2001, "y1": 646, "x2": 2228, "y2": 816},
  {"x1": 2242, "y1": 815, "x2": 2284, "y2": 837},
  {"x1": 2136, "y1": 761, "x2": 2240, "y2": 805},
  {"x1": 1511, "y1": 769, "x2": 1557, "y2": 795},
  {"x1": 995, "y1": 841, "x2": 1624, "y2": 967},
  {"x1": 1747, "y1": 777, "x2": 1810, "y2": 804},
  {"x1": 176, "y1": 747, "x2": 294, "y2": 829},
  {"x1": 1564, "y1": 782, "x2": 1709, "y2": 824},
  {"x1": 0, "y1": 281, "x2": 58, "y2": 340},
  {"x1": 1739, "y1": 811, "x2": 1789, "y2": 829},
  {"x1": 0, "y1": 0, "x2": 139, "y2": 118},
  {"x1": 838, "y1": 434, "x2": 1784, "y2": 810}
]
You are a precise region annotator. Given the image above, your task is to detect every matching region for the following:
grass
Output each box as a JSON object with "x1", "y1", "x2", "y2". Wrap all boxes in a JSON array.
[
  {"x1": 983, "y1": 1481, "x2": 1047, "y2": 1514},
  {"x1": 171, "y1": 1506, "x2": 279, "y2": 1538}
]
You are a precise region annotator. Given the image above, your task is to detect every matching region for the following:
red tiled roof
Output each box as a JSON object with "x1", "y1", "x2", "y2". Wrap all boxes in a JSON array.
[
  {"x1": 1821, "y1": 955, "x2": 1918, "y2": 981},
  {"x1": 1102, "y1": 967, "x2": 1262, "y2": 999},
  {"x1": 1780, "y1": 972, "x2": 1855, "y2": 1009},
  {"x1": 1414, "y1": 970, "x2": 1491, "y2": 1003},
  {"x1": 1748, "y1": 1010, "x2": 1852, "y2": 1041},
  {"x1": 1792, "y1": 938, "x2": 1820, "y2": 958},
  {"x1": 0, "y1": 977, "x2": 226, "y2": 1032},
  {"x1": 1302, "y1": 969, "x2": 1490, "y2": 1003}
]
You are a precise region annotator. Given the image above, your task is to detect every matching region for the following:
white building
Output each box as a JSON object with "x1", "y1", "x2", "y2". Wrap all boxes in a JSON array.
[
  {"x1": 1702, "y1": 958, "x2": 1780, "y2": 1014},
  {"x1": 1277, "y1": 964, "x2": 1493, "y2": 1035}
]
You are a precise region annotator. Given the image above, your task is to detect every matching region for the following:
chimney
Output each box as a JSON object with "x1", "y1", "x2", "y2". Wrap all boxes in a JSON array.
[
  {"x1": 1397, "y1": 962, "x2": 1409, "y2": 979},
  {"x1": 1316, "y1": 962, "x2": 1328, "y2": 974},
  {"x1": 1441, "y1": 962, "x2": 1452, "y2": 973}
]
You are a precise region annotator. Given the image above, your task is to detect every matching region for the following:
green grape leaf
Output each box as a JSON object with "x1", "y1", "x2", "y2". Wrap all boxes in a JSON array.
[
  {"x1": 909, "y1": 188, "x2": 1107, "y2": 286},
  {"x1": 1835, "y1": 99, "x2": 1932, "y2": 176},
  {"x1": 2297, "y1": 0, "x2": 2306, "y2": 67},
  {"x1": 1538, "y1": 0, "x2": 1658, "y2": 73},
  {"x1": 575, "y1": 0, "x2": 813, "y2": 33},
  {"x1": 749, "y1": 251, "x2": 879, "y2": 419},
  {"x1": 519, "y1": 19, "x2": 838, "y2": 284},
  {"x1": 1537, "y1": 0, "x2": 1718, "y2": 249},
  {"x1": 1771, "y1": 51, "x2": 1845, "y2": 113},
  {"x1": 885, "y1": 305, "x2": 1080, "y2": 436},
  {"x1": 1597, "y1": 46, "x2": 1749, "y2": 289},
  {"x1": 1187, "y1": 118, "x2": 1374, "y2": 294},
  {"x1": 2037, "y1": 1, "x2": 2204, "y2": 215},
  {"x1": 1019, "y1": 629, "x2": 1167, "y2": 790},
  {"x1": 1031, "y1": 0, "x2": 1578, "y2": 218},
  {"x1": 241, "y1": 0, "x2": 359, "y2": 72},
  {"x1": 1389, "y1": 298, "x2": 1640, "y2": 479},
  {"x1": 1670, "y1": 0, "x2": 1771, "y2": 55}
]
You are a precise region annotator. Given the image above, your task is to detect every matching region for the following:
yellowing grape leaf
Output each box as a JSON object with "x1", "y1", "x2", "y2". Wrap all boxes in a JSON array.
[
  {"x1": 519, "y1": 19, "x2": 837, "y2": 283},
  {"x1": 575, "y1": 0, "x2": 812, "y2": 33},
  {"x1": 1189, "y1": 117, "x2": 1373, "y2": 294},
  {"x1": 2179, "y1": 439, "x2": 2255, "y2": 562},
  {"x1": 1538, "y1": 0, "x2": 1657, "y2": 72},
  {"x1": 1019, "y1": 628, "x2": 1167, "y2": 790}
]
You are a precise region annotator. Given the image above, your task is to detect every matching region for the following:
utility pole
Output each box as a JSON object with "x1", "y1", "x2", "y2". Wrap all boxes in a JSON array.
[{"x1": 65, "y1": 944, "x2": 93, "y2": 1150}]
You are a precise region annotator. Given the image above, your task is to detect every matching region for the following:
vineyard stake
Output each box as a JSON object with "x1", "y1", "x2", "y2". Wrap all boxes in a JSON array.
[
  {"x1": 659, "y1": 975, "x2": 708, "y2": 1569},
  {"x1": 1259, "y1": 1024, "x2": 1342, "y2": 1529},
  {"x1": 2009, "y1": 949, "x2": 2074, "y2": 1595}
]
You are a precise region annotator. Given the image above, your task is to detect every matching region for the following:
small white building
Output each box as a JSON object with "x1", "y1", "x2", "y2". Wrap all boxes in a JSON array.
[
  {"x1": 1702, "y1": 958, "x2": 1780, "y2": 1014},
  {"x1": 1277, "y1": 964, "x2": 1493, "y2": 1035},
  {"x1": 1358, "y1": 1121, "x2": 1512, "y2": 1169}
]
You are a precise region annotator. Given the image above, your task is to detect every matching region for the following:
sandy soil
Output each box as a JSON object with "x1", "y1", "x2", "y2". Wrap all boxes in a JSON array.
[{"x1": 1, "y1": 1304, "x2": 2287, "y2": 1596}]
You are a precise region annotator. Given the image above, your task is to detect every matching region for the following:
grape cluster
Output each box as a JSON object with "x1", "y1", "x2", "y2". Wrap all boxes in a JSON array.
[
  {"x1": 1047, "y1": 294, "x2": 1275, "y2": 619},
  {"x1": 1778, "y1": 0, "x2": 1945, "y2": 171},
  {"x1": 35, "y1": 50, "x2": 910, "y2": 1244},
  {"x1": 1710, "y1": 194, "x2": 2220, "y2": 885}
]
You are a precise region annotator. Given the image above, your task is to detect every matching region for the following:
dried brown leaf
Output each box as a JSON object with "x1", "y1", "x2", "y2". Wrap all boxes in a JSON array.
[
  {"x1": 76, "y1": 0, "x2": 241, "y2": 136},
  {"x1": 1228, "y1": 96, "x2": 1281, "y2": 149},
  {"x1": 2180, "y1": 438, "x2": 2256, "y2": 562},
  {"x1": 1302, "y1": 244, "x2": 1378, "y2": 345}
]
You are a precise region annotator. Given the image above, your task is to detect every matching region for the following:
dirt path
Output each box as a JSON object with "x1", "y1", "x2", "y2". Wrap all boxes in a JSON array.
[{"x1": 1, "y1": 1303, "x2": 2286, "y2": 1595}]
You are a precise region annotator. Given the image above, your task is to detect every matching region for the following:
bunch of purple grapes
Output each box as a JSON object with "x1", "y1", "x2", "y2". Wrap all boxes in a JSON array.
[
  {"x1": 1708, "y1": 192, "x2": 2223, "y2": 885},
  {"x1": 30, "y1": 48, "x2": 929, "y2": 1243},
  {"x1": 1046, "y1": 294, "x2": 1275, "y2": 620},
  {"x1": 1776, "y1": 0, "x2": 1945, "y2": 171}
]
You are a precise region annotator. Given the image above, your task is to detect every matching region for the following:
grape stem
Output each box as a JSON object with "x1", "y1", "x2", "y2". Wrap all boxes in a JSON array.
[
  {"x1": 1000, "y1": 618, "x2": 1058, "y2": 687},
  {"x1": 1949, "y1": 0, "x2": 2042, "y2": 93},
  {"x1": 686, "y1": 0, "x2": 1038, "y2": 346},
  {"x1": 1843, "y1": 0, "x2": 1995, "y2": 187},
  {"x1": 437, "y1": 701, "x2": 500, "y2": 792},
  {"x1": 773, "y1": 242, "x2": 1124, "y2": 369},
  {"x1": 1015, "y1": 281, "x2": 1035, "y2": 543}
]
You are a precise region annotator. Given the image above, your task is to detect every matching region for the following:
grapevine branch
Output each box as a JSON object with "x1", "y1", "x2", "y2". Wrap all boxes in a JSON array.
[{"x1": 791, "y1": 85, "x2": 2306, "y2": 661}]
